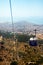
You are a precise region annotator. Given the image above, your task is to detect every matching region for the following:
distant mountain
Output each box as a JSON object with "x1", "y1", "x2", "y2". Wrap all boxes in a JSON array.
[{"x1": 0, "y1": 21, "x2": 43, "y2": 34}]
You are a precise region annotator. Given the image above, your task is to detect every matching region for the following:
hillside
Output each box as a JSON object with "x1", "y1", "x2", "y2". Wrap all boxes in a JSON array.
[
  {"x1": 0, "y1": 38, "x2": 43, "y2": 65},
  {"x1": 36, "y1": 34, "x2": 43, "y2": 40}
]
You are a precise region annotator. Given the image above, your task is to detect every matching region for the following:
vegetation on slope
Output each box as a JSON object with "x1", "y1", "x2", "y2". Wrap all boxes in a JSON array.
[{"x1": 0, "y1": 31, "x2": 43, "y2": 65}]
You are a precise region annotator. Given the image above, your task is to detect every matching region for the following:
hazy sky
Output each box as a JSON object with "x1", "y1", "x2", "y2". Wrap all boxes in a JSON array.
[{"x1": 0, "y1": 0, "x2": 43, "y2": 24}]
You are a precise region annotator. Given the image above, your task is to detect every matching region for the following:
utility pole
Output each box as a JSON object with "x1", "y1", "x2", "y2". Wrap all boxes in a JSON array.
[{"x1": 34, "y1": 29, "x2": 37, "y2": 37}]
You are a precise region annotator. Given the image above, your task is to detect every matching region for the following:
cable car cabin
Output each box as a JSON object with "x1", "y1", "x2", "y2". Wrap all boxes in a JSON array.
[{"x1": 29, "y1": 37, "x2": 37, "y2": 46}]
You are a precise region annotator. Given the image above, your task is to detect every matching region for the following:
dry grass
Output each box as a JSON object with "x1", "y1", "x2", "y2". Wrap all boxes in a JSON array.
[{"x1": 0, "y1": 38, "x2": 43, "y2": 65}]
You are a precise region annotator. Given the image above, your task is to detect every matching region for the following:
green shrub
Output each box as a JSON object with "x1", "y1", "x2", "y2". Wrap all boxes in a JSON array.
[
  {"x1": 10, "y1": 61, "x2": 18, "y2": 65},
  {"x1": 16, "y1": 34, "x2": 35, "y2": 42}
]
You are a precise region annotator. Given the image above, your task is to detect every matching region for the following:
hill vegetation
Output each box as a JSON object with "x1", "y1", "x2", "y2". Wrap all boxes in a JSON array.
[{"x1": 0, "y1": 31, "x2": 43, "y2": 65}]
